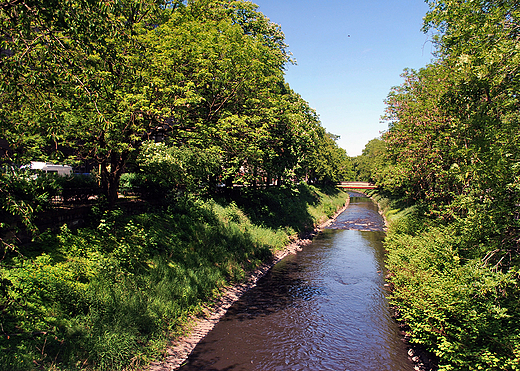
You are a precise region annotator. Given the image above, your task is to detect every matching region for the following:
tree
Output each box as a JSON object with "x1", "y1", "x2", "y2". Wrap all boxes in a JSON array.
[
  {"x1": 353, "y1": 137, "x2": 386, "y2": 183},
  {"x1": 303, "y1": 127, "x2": 352, "y2": 184},
  {"x1": 134, "y1": 141, "x2": 221, "y2": 197},
  {"x1": 381, "y1": 64, "x2": 462, "y2": 205},
  {"x1": 383, "y1": 0, "x2": 520, "y2": 209},
  {"x1": 147, "y1": 0, "x2": 292, "y2": 187},
  {"x1": 1, "y1": 0, "x2": 295, "y2": 206},
  {"x1": 1, "y1": 0, "x2": 179, "y2": 206}
]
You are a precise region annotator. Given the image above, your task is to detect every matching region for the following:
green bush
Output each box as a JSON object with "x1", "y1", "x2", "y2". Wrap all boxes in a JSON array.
[
  {"x1": 385, "y1": 215, "x2": 520, "y2": 370},
  {"x1": 228, "y1": 182, "x2": 348, "y2": 233},
  {"x1": 133, "y1": 141, "x2": 222, "y2": 199},
  {"x1": 1, "y1": 167, "x2": 62, "y2": 251}
]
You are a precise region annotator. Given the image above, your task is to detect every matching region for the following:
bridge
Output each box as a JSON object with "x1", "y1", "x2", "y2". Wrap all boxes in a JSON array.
[{"x1": 337, "y1": 182, "x2": 376, "y2": 189}]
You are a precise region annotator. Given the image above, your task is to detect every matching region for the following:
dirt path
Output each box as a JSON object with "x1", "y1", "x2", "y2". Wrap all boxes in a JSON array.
[{"x1": 146, "y1": 198, "x2": 350, "y2": 371}]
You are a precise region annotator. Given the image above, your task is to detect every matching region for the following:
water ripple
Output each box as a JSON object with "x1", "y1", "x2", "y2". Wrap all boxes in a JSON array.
[{"x1": 178, "y1": 198, "x2": 413, "y2": 371}]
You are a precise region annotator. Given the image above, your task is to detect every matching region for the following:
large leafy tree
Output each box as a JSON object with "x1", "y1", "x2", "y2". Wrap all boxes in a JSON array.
[
  {"x1": 353, "y1": 137, "x2": 386, "y2": 183},
  {"x1": 380, "y1": 1, "x2": 520, "y2": 368},
  {"x1": 2, "y1": 0, "x2": 348, "y2": 209},
  {"x1": 265, "y1": 87, "x2": 353, "y2": 185},
  {"x1": 1, "y1": 0, "x2": 295, "y2": 206},
  {"x1": 422, "y1": 0, "x2": 520, "y2": 225},
  {"x1": 382, "y1": 64, "x2": 459, "y2": 205},
  {"x1": 146, "y1": 0, "x2": 292, "y2": 187},
  {"x1": 1, "y1": 0, "x2": 182, "y2": 206},
  {"x1": 384, "y1": 0, "x2": 520, "y2": 230}
]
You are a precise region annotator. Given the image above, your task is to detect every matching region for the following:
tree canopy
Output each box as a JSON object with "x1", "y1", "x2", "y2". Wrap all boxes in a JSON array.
[
  {"x1": 382, "y1": 0, "x2": 520, "y2": 230},
  {"x1": 375, "y1": 1, "x2": 520, "y2": 369},
  {"x1": 1, "y1": 0, "x2": 352, "y2": 208}
]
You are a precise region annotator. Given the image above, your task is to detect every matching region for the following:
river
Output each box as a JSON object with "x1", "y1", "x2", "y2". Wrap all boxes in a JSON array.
[{"x1": 177, "y1": 192, "x2": 414, "y2": 370}]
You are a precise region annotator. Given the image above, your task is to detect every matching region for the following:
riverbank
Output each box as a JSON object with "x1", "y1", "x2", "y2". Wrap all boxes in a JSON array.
[
  {"x1": 375, "y1": 188, "x2": 520, "y2": 371},
  {"x1": 1, "y1": 183, "x2": 354, "y2": 370},
  {"x1": 360, "y1": 194, "x2": 520, "y2": 370},
  {"x1": 362, "y1": 189, "x2": 438, "y2": 371},
  {"x1": 147, "y1": 196, "x2": 351, "y2": 370}
]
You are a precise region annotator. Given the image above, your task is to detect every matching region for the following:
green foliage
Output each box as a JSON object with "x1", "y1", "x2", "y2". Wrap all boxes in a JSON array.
[
  {"x1": 1, "y1": 0, "x2": 349, "y2": 206},
  {"x1": 1, "y1": 0, "x2": 172, "y2": 206},
  {"x1": 381, "y1": 0, "x2": 520, "y2": 219},
  {"x1": 377, "y1": 4, "x2": 520, "y2": 367},
  {"x1": 134, "y1": 141, "x2": 222, "y2": 197},
  {"x1": 0, "y1": 167, "x2": 62, "y2": 253},
  {"x1": 305, "y1": 130, "x2": 354, "y2": 184},
  {"x1": 225, "y1": 182, "x2": 348, "y2": 234},
  {"x1": 0, "y1": 184, "x2": 348, "y2": 370},
  {"x1": 372, "y1": 183, "x2": 520, "y2": 371},
  {"x1": 353, "y1": 137, "x2": 387, "y2": 183},
  {"x1": 385, "y1": 219, "x2": 520, "y2": 370}
]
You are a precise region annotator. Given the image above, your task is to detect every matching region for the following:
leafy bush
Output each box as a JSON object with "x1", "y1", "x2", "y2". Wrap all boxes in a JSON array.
[
  {"x1": 134, "y1": 141, "x2": 222, "y2": 199},
  {"x1": 385, "y1": 212, "x2": 520, "y2": 371},
  {"x1": 1, "y1": 167, "x2": 62, "y2": 251},
  {"x1": 119, "y1": 172, "x2": 138, "y2": 195}
]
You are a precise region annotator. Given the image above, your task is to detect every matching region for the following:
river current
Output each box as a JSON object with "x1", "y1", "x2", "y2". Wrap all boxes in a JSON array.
[{"x1": 178, "y1": 193, "x2": 414, "y2": 370}]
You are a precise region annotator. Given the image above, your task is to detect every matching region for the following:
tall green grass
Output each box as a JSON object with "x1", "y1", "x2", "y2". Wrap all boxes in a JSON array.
[
  {"x1": 223, "y1": 183, "x2": 348, "y2": 234},
  {"x1": 0, "y1": 184, "x2": 348, "y2": 370}
]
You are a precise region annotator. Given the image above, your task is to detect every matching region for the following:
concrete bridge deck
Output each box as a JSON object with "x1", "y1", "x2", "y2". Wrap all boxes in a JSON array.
[{"x1": 337, "y1": 182, "x2": 376, "y2": 189}]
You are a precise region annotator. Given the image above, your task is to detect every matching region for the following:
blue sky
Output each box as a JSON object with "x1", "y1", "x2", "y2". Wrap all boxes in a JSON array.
[{"x1": 252, "y1": 0, "x2": 436, "y2": 156}]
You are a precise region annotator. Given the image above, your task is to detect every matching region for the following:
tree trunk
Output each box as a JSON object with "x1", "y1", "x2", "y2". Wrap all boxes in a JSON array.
[{"x1": 99, "y1": 151, "x2": 129, "y2": 209}]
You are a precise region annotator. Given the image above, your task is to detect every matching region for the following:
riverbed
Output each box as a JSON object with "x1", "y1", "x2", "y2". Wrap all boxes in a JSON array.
[{"x1": 176, "y1": 193, "x2": 414, "y2": 370}]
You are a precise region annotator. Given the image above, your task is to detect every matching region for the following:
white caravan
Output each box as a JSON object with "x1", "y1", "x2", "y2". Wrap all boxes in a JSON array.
[{"x1": 27, "y1": 161, "x2": 73, "y2": 176}]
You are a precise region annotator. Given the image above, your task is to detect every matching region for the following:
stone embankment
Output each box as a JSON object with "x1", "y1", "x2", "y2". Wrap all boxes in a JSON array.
[{"x1": 147, "y1": 198, "x2": 351, "y2": 370}]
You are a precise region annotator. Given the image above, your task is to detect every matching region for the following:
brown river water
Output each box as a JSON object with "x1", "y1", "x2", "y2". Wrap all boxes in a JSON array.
[{"x1": 178, "y1": 193, "x2": 414, "y2": 370}]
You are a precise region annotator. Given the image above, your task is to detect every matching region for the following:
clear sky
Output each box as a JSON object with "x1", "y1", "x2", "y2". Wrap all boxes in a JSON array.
[{"x1": 252, "y1": 0, "x2": 436, "y2": 156}]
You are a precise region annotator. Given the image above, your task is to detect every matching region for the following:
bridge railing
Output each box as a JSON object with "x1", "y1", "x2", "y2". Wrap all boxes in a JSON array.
[{"x1": 337, "y1": 182, "x2": 376, "y2": 189}]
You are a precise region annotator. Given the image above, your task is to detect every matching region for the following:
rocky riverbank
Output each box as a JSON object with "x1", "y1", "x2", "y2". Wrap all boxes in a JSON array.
[{"x1": 147, "y1": 198, "x2": 351, "y2": 370}]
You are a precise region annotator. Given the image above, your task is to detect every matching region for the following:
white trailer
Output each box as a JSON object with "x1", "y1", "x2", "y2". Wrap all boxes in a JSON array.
[{"x1": 28, "y1": 161, "x2": 73, "y2": 176}]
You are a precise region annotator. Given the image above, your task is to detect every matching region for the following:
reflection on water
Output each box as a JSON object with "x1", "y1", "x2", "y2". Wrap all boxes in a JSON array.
[{"x1": 178, "y1": 194, "x2": 413, "y2": 371}]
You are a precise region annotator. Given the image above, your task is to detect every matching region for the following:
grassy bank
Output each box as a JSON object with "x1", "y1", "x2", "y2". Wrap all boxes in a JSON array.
[
  {"x1": 367, "y1": 190, "x2": 520, "y2": 371},
  {"x1": 0, "y1": 183, "x2": 348, "y2": 370}
]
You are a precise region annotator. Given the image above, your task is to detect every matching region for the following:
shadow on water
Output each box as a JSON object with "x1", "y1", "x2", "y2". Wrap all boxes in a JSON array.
[
  {"x1": 178, "y1": 193, "x2": 414, "y2": 371},
  {"x1": 224, "y1": 260, "x2": 327, "y2": 322}
]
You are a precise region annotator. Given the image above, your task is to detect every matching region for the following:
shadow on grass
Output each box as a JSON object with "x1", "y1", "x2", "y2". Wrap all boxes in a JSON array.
[
  {"x1": 0, "y1": 198, "x2": 277, "y2": 370},
  {"x1": 216, "y1": 183, "x2": 341, "y2": 233}
]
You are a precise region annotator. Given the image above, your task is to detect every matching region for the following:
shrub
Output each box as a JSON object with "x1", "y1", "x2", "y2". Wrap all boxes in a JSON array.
[
  {"x1": 1, "y1": 167, "x2": 62, "y2": 253},
  {"x1": 386, "y1": 220, "x2": 520, "y2": 370}
]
